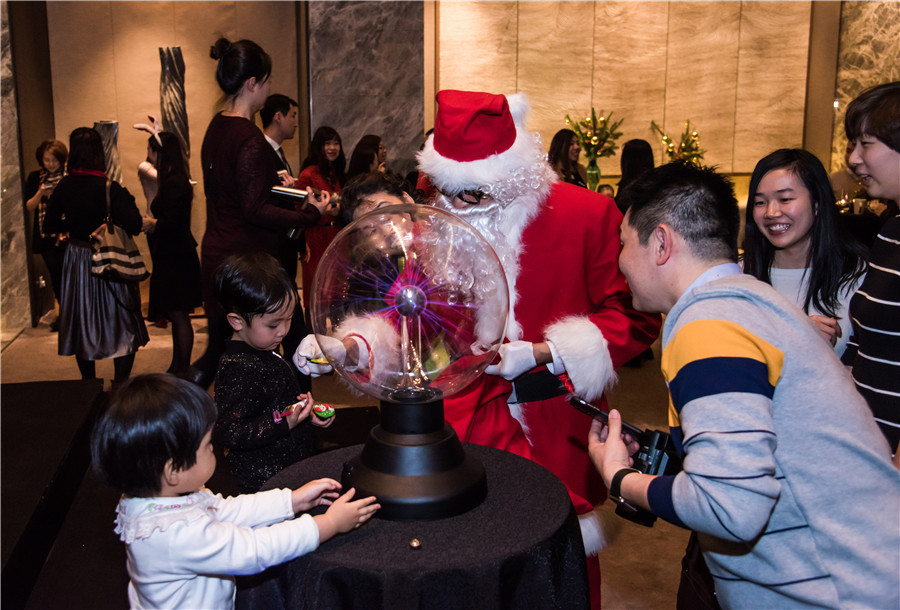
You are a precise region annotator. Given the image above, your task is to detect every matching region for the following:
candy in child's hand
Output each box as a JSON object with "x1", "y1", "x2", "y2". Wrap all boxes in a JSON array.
[
  {"x1": 276, "y1": 398, "x2": 307, "y2": 420},
  {"x1": 312, "y1": 403, "x2": 336, "y2": 419}
]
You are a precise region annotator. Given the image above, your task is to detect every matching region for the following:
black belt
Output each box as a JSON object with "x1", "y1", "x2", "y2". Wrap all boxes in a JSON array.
[{"x1": 511, "y1": 368, "x2": 568, "y2": 403}]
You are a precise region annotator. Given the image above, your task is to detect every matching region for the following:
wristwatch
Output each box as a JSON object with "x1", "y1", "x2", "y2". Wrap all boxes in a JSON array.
[{"x1": 609, "y1": 467, "x2": 641, "y2": 510}]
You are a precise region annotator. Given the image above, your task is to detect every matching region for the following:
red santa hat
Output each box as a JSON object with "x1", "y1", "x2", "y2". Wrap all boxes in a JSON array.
[{"x1": 417, "y1": 90, "x2": 542, "y2": 193}]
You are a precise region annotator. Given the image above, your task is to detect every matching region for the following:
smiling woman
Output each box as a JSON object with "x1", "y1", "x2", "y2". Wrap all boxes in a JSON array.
[
  {"x1": 840, "y1": 81, "x2": 900, "y2": 461},
  {"x1": 742, "y1": 149, "x2": 867, "y2": 356},
  {"x1": 845, "y1": 82, "x2": 900, "y2": 203}
]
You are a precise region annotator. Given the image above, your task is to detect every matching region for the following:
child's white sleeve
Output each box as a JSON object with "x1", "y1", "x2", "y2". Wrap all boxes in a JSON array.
[
  {"x1": 210, "y1": 488, "x2": 295, "y2": 528},
  {"x1": 158, "y1": 511, "x2": 321, "y2": 576}
]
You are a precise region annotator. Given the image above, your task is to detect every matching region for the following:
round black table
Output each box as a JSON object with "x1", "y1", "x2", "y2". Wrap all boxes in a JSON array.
[{"x1": 236, "y1": 444, "x2": 588, "y2": 609}]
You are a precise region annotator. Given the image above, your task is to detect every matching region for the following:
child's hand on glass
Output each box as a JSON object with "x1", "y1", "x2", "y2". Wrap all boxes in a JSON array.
[{"x1": 291, "y1": 477, "x2": 341, "y2": 513}]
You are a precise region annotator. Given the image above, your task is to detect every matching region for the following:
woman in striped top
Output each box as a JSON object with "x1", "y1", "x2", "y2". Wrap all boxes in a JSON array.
[{"x1": 840, "y1": 81, "x2": 900, "y2": 465}]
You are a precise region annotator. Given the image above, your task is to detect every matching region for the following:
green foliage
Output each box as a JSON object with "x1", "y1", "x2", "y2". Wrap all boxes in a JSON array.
[
  {"x1": 565, "y1": 108, "x2": 624, "y2": 161},
  {"x1": 650, "y1": 120, "x2": 705, "y2": 166}
]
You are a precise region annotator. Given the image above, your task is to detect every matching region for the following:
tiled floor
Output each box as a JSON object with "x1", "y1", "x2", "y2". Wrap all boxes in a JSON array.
[{"x1": 2, "y1": 315, "x2": 686, "y2": 609}]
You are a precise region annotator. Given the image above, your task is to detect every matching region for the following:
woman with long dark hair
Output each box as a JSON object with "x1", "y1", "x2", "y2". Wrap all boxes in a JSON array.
[
  {"x1": 742, "y1": 148, "x2": 867, "y2": 356},
  {"x1": 189, "y1": 38, "x2": 330, "y2": 388},
  {"x1": 346, "y1": 134, "x2": 386, "y2": 183},
  {"x1": 616, "y1": 139, "x2": 655, "y2": 211},
  {"x1": 547, "y1": 129, "x2": 586, "y2": 188},
  {"x1": 141, "y1": 132, "x2": 201, "y2": 377},
  {"x1": 44, "y1": 127, "x2": 148, "y2": 382},
  {"x1": 295, "y1": 126, "x2": 344, "y2": 313}
]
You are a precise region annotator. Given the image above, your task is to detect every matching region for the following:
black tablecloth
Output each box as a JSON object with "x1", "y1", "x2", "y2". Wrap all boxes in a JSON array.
[{"x1": 237, "y1": 444, "x2": 588, "y2": 610}]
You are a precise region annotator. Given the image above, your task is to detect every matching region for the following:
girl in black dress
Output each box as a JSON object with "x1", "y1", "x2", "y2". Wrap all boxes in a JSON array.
[{"x1": 141, "y1": 132, "x2": 202, "y2": 378}]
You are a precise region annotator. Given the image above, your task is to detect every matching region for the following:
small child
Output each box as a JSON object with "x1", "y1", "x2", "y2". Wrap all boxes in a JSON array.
[
  {"x1": 213, "y1": 251, "x2": 335, "y2": 493},
  {"x1": 91, "y1": 373, "x2": 379, "y2": 609}
]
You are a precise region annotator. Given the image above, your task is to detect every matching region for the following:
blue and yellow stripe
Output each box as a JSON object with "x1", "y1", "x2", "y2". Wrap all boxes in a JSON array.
[{"x1": 661, "y1": 320, "x2": 784, "y2": 451}]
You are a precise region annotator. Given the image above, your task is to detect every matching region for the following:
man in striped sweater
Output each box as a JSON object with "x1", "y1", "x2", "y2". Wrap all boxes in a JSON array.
[{"x1": 589, "y1": 161, "x2": 900, "y2": 609}]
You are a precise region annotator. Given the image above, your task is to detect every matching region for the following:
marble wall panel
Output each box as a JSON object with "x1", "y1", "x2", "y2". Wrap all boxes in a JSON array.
[
  {"x1": 517, "y1": 2, "x2": 594, "y2": 157},
  {"x1": 733, "y1": 2, "x2": 810, "y2": 171},
  {"x1": 664, "y1": 1, "x2": 741, "y2": 173},
  {"x1": 830, "y1": 1, "x2": 900, "y2": 172},
  {"x1": 592, "y1": 1, "x2": 669, "y2": 176},
  {"x1": 308, "y1": 1, "x2": 424, "y2": 180},
  {"x1": 1, "y1": 0, "x2": 31, "y2": 334},
  {"x1": 437, "y1": 1, "x2": 518, "y2": 96}
]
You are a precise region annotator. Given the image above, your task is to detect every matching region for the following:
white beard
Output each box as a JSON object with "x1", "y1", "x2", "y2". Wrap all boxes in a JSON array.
[{"x1": 434, "y1": 180, "x2": 552, "y2": 341}]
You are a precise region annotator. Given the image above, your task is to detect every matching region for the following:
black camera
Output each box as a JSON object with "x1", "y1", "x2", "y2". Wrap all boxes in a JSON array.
[{"x1": 570, "y1": 396, "x2": 681, "y2": 527}]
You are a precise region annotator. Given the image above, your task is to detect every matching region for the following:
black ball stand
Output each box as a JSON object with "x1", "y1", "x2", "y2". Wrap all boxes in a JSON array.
[{"x1": 340, "y1": 397, "x2": 487, "y2": 521}]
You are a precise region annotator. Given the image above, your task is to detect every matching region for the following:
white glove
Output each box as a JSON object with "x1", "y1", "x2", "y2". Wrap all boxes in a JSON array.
[
  {"x1": 484, "y1": 341, "x2": 537, "y2": 380},
  {"x1": 293, "y1": 334, "x2": 344, "y2": 377}
]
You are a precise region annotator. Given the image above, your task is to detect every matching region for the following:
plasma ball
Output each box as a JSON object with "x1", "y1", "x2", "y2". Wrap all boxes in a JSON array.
[{"x1": 394, "y1": 285, "x2": 427, "y2": 317}]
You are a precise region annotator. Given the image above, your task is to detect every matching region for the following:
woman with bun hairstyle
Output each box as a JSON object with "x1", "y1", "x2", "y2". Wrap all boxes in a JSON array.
[{"x1": 189, "y1": 38, "x2": 331, "y2": 389}]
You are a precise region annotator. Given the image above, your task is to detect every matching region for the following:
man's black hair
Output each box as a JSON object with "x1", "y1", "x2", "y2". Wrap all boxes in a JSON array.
[
  {"x1": 620, "y1": 161, "x2": 740, "y2": 262},
  {"x1": 260, "y1": 94, "x2": 298, "y2": 129}
]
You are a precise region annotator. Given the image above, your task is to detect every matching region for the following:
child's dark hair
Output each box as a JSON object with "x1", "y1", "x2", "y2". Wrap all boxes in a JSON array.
[
  {"x1": 91, "y1": 374, "x2": 217, "y2": 497},
  {"x1": 214, "y1": 251, "x2": 296, "y2": 324},
  {"x1": 339, "y1": 170, "x2": 412, "y2": 226}
]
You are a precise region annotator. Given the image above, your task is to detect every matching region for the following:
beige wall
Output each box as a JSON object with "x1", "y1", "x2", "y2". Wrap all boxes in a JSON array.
[
  {"x1": 45, "y1": 1, "x2": 300, "y2": 260},
  {"x1": 436, "y1": 1, "x2": 812, "y2": 177}
]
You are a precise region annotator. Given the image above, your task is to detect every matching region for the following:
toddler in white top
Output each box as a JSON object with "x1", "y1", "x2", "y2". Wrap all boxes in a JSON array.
[{"x1": 91, "y1": 373, "x2": 379, "y2": 609}]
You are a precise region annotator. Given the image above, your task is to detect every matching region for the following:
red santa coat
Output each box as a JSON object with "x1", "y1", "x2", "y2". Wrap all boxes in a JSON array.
[{"x1": 444, "y1": 181, "x2": 661, "y2": 515}]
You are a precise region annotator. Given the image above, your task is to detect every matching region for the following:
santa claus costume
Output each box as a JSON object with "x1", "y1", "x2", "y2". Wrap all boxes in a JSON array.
[{"x1": 417, "y1": 90, "x2": 661, "y2": 608}]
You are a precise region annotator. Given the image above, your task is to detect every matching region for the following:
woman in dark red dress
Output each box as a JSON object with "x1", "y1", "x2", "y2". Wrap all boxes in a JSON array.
[{"x1": 189, "y1": 38, "x2": 329, "y2": 388}]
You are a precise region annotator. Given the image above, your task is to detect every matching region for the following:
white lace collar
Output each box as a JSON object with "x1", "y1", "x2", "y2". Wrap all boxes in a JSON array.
[{"x1": 115, "y1": 488, "x2": 220, "y2": 543}]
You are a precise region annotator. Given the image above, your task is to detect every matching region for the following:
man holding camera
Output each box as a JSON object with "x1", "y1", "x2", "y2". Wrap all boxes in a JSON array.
[{"x1": 589, "y1": 161, "x2": 900, "y2": 609}]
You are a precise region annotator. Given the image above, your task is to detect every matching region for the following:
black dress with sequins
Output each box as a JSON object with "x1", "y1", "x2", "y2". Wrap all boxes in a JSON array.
[{"x1": 213, "y1": 341, "x2": 316, "y2": 492}]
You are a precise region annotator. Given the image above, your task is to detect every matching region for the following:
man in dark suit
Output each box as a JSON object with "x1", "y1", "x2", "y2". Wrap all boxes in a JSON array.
[{"x1": 261, "y1": 94, "x2": 311, "y2": 390}]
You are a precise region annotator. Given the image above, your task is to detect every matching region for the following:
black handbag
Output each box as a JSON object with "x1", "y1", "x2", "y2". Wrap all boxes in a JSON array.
[{"x1": 90, "y1": 180, "x2": 149, "y2": 283}]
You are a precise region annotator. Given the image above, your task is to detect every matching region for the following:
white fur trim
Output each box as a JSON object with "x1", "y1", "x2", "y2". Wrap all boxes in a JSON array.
[
  {"x1": 417, "y1": 92, "x2": 546, "y2": 194},
  {"x1": 336, "y1": 315, "x2": 401, "y2": 387},
  {"x1": 508, "y1": 402, "x2": 530, "y2": 441},
  {"x1": 544, "y1": 316, "x2": 616, "y2": 402},
  {"x1": 506, "y1": 92, "x2": 530, "y2": 124},
  {"x1": 579, "y1": 507, "x2": 612, "y2": 555},
  {"x1": 417, "y1": 126, "x2": 542, "y2": 193}
]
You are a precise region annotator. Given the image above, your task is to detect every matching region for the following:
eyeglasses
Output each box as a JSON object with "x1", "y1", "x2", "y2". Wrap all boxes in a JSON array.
[{"x1": 437, "y1": 187, "x2": 490, "y2": 205}]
